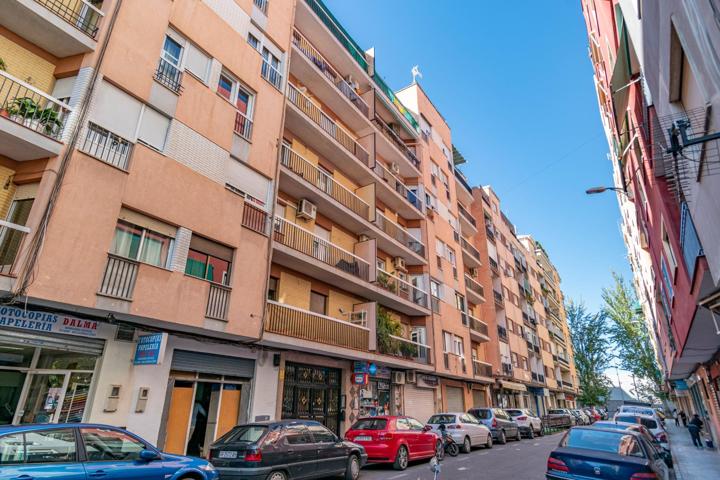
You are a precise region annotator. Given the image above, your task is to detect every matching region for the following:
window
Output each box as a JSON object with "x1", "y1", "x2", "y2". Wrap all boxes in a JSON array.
[
  {"x1": 430, "y1": 280, "x2": 441, "y2": 299},
  {"x1": 661, "y1": 219, "x2": 677, "y2": 277},
  {"x1": 261, "y1": 47, "x2": 283, "y2": 89},
  {"x1": 284, "y1": 425, "x2": 312, "y2": 445},
  {"x1": 0, "y1": 433, "x2": 24, "y2": 464},
  {"x1": 26, "y1": 429, "x2": 77, "y2": 464},
  {"x1": 268, "y1": 276, "x2": 278, "y2": 301},
  {"x1": 111, "y1": 217, "x2": 174, "y2": 268},
  {"x1": 185, "y1": 235, "x2": 233, "y2": 285},
  {"x1": 455, "y1": 293, "x2": 466, "y2": 312},
  {"x1": 453, "y1": 336, "x2": 464, "y2": 358},
  {"x1": 661, "y1": 257, "x2": 674, "y2": 300},
  {"x1": 247, "y1": 33, "x2": 260, "y2": 50},
  {"x1": 217, "y1": 72, "x2": 255, "y2": 116},
  {"x1": 0, "y1": 197, "x2": 33, "y2": 273},
  {"x1": 407, "y1": 418, "x2": 425, "y2": 431},
  {"x1": 511, "y1": 352, "x2": 519, "y2": 368},
  {"x1": 310, "y1": 291, "x2": 327, "y2": 315},
  {"x1": 443, "y1": 331, "x2": 453, "y2": 353},
  {"x1": 395, "y1": 418, "x2": 411, "y2": 431},
  {"x1": 82, "y1": 428, "x2": 145, "y2": 462},
  {"x1": 521, "y1": 357, "x2": 528, "y2": 370},
  {"x1": 161, "y1": 35, "x2": 182, "y2": 69},
  {"x1": 308, "y1": 424, "x2": 335, "y2": 443}
]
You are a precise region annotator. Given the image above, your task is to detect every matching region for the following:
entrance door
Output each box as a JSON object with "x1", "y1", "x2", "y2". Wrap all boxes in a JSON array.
[
  {"x1": 282, "y1": 363, "x2": 341, "y2": 434},
  {"x1": 0, "y1": 370, "x2": 26, "y2": 424},
  {"x1": 18, "y1": 372, "x2": 69, "y2": 424}
]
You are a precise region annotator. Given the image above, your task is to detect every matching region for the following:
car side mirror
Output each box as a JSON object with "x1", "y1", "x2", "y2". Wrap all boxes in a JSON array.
[
  {"x1": 139, "y1": 449, "x2": 159, "y2": 462},
  {"x1": 422, "y1": 425, "x2": 432, "y2": 432}
]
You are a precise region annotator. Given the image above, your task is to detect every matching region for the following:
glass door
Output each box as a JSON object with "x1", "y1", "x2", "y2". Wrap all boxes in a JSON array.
[
  {"x1": 0, "y1": 370, "x2": 26, "y2": 424},
  {"x1": 17, "y1": 372, "x2": 69, "y2": 424}
]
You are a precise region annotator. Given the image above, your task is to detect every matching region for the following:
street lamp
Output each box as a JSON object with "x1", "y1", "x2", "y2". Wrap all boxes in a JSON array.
[{"x1": 585, "y1": 186, "x2": 626, "y2": 195}]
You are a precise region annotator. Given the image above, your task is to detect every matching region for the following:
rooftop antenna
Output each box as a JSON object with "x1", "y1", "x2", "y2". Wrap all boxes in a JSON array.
[{"x1": 411, "y1": 65, "x2": 422, "y2": 83}]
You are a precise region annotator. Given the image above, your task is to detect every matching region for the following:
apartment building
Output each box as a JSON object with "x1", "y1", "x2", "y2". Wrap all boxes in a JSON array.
[{"x1": 582, "y1": 0, "x2": 720, "y2": 443}]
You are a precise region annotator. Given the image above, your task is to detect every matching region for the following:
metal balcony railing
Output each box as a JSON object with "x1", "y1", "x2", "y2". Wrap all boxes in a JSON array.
[
  {"x1": 464, "y1": 274, "x2": 485, "y2": 299},
  {"x1": 234, "y1": 111, "x2": 253, "y2": 140},
  {"x1": 261, "y1": 59, "x2": 283, "y2": 90},
  {"x1": 0, "y1": 70, "x2": 72, "y2": 140},
  {"x1": 206, "y1": 283, "x2": 231, "y2": 321},
  {"x1": 371, "y1": 116, "x2": 420, "y2": 170},
  {"x1": 80, "y1": 122, "x2": 133, "y2": 170},
  {"x1": 371, "y1": 73, "x2": 420, "y2": 131},
  {"x1": 304, "y1": 0, "x2": 368, "y2": 71},
  {"x1": 493, "y1": 290, "x2": 504, "y2": 306},
  {"x1": 291, "y1": 29, "x2": 369, "y2": 117},
  {"x1": 501, "y1": 362, "x2": 513, "y2": 376},
  {"x1": 457, "y1": 203, "x2": 477, "y2": 228},
  {"x1": 287, "y1": 83, "x2": 369, "y2": 165},
  {"x1": 467, "y1": 314, "x2": 489, "y2": 338},
  {"x1": 98, "y1": 254, "x2": 138, "y2": 300},
  {"x1": 0, "y1": 221, "x2": 30, "y2": 275},
  {"x1": 373, "y1": 211, "x2": 425, "y2": 257},
  {"x1": 35, "y1": 0, "x2": 104, "y2": 38},
  {"x1": 241, "y1": 203, "x2": 270, "y2": 236},
  {"x1": 455, "y1": 168, "x2": 472, "y2": 194},
  {"x1": 376, "y1": 268, "x2": 428, "y2": 308},
  {"x1": 460, "y1": 237, "x2": 481, "y2": 262},
  {"x1": 380, "y1": 334, "x2": 431, "y2": 364},
  {"x1": 266, "y1": 300, "x2": 369, "y2": 351},
  {"x1": 489, "y1": 257, "x2": 499, "y2": 275},
  {"x1": 486, "y1": 224, "x2": 496, "y2": 242},
  {"x1": 273, "y1": 217, "x2": 369, "y2": 280},
  {"x1": 473, "y1": 360, "x2": 493, "y2": 378},
  {"x1": 154, "y1": 58, "x2": 183, "y2": 94},
  {"x1": 281, "y1": 144, "x2": 370, "y2": 219},
  {"x1": 498, "y1": 325, "x2": 508, "y2": 342},
  {"x1": 372, "y1": 161, "x2": 422, "y2": 211},
  {"x1": 253, "y1": 0, "x2": 268, "y2": 14}
]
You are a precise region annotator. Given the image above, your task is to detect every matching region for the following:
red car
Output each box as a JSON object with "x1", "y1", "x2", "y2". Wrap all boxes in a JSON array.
[{"x1": 344, "y1": 416, "x2": 440, "y2": 470}]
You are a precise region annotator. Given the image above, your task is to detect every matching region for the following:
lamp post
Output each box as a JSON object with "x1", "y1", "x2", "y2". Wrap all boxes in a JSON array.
[{"x1": 585, "y1": 186, "x2": 626, "y2": 195}]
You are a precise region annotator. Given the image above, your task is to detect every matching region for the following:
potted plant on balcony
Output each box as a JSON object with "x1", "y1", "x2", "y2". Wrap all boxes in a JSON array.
[
  {"x1": 376, "y1": 307, "x2": 401, "y2": 355},
  {"x1": 376, "y1": 271, "x2": 397, "y2": 294},
  {"x1": 37, "y1": 106, "x2": 63, "y2": 136},
  {"x1": 7, "y1": 97, "x2": 40, "y2": 126},
  {"x1": 0, "y1": 57, "x2": 6, "y2": 71}
]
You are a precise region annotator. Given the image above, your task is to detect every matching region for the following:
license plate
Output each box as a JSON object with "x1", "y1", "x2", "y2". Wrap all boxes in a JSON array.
[
  {"x1": 354, "y1": 435, "x2": 372, "y2": 441},
  {"x1": 218, "y1": 450, "x2": 238, "y2": 459}
]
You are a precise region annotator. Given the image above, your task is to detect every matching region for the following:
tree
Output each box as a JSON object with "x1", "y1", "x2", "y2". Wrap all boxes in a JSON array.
[
  {"x1": 566, "y1": 300, "x2": 613, "y2": 405},
  {"x1": 602, "y1": 273, "x2": 664, "y2": 400}
]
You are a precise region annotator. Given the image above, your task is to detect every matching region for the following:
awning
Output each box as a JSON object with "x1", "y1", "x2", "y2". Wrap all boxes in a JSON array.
[{"x1": 498, "y1": 380, "x2": 527, "y2": 392}]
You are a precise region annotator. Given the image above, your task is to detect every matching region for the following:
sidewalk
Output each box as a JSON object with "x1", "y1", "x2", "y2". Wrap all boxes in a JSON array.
[{"x1": 666, "y1": 422, "x2": 720, "y2": 479}]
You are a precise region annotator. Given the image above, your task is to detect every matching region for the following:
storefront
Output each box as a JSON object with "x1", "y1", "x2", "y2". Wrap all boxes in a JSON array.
[
  {"x1": 0, "y1": 307, "x2": 106, "y2": 426},
  {"x1": 494, "y1": 380, "x2": 527, "y2": 408},
  {"x1": 528, "y1": 387, "x2": 549, "y2": 416},
  {"x1": 404, "y1": 374, "x2": 438, "y2": 423},
  {"x1": 471, "y1": 385, "x2": 490, "y2": 408},
  {"x1": 357, "y1": 365, "x2": 400, "y2": 417},
  {"x1": 444, "y1": 385, "x2": 465, "y2": 412},
  {"x1": 281, "y1": 362, "x2": 342, "y2": 434}
]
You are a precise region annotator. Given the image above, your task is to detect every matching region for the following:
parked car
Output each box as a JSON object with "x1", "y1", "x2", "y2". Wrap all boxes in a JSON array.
[
  {"x1": 505, "y1": 408, "x2": 543, "y2": 438},
  {"x1": 467, "y1": 407, "x2": 521, "y2": 444},
  {"x1": 582, "y1": 408, "x2": 600, "y2": 423},
  {"x1": 546, "y1": 427, "x2": 670, "y2": 480},
  {"x1": 210, "y1": 420, "x2": 365, "y2": 480},
  {"x1": 426, "y1": 412, "x2": 493, "y2": 452},
  {"x1": 344, "y1": 416, "x2": 439, "y2": 471},
  {"x1": 593, "y1": 421, "x2": 673, "y2": 468},
  {"x1": 617, "y1": 405, "x2": 656, "y2": 416},
  {"x1": 547, "y1": 408, "x2": 575, "y2": 427},
  {"x1": 0, "y1": 423, "x2": 218, "y2": 480},
  {"x1": 570, "y1": 409, "x2": 591, "y2": 425},
  {"x1": 613, "y1": 413, "x2": 669, "y2": 448}
]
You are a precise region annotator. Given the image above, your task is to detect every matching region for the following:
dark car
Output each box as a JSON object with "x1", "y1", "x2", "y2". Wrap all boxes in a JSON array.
[
  {"x1": 547, "y1": 409, "x2": 575, "y2": 427},
  {"x1": 593, "y1": 421, "x2": 673, "y2": 468},
  {"x1": 467, "y1": 407, "x2": 521, "y2": 444},
  {"x1": 546, "y1": 427, "x2": 670, "y2": 480},
  {"x1": 209, "y1": 420, "x2": 366, "y2": 480}
]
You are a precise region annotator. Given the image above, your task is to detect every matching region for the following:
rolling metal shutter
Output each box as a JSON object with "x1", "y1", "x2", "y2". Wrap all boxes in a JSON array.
[
  {"x1": 0, "y1": 329, "x2": 105, "y2": 356},
  {"x1": 171, "y1": 350, "x2": 255, "y2": 377},
  {"x1": 446, "y1": 386, "x2": 465, "y2": 412},
  {"x1": 404, "y1": 384, "x2": 435, "y2": 424},
  {"x1": 472, "y1": 390, "x2": 487, "y2": 408}
]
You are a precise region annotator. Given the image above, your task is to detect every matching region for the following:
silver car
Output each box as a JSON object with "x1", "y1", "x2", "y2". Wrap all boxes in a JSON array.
[{"x1": 426, "y1": 412, "x2": 493, "y2": 453}]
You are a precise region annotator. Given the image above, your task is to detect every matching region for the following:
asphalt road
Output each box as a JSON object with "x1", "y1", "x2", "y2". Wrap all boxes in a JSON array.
[{"x1": 357, "y1": 431, "x2": 564, "y2": 480}]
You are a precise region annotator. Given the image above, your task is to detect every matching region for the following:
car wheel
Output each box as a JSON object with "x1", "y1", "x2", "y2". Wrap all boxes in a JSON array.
[
  {"x1": 497, "y1": 430, "x2": 507, "y2": 444},
  {"x1": 515, "y1": 429, "x2": 522, "y2": 441},
  {"x1": 527, "y1": 428, "x2": 535, "y2": 439},
  {"x1": 345, "y1": 454, "x2": 360, "y2": 480},
  {"x1": 537, "y1": 424, "x2": 544, "y2": 436},
  {"x1": 393, "y1": 445, "x2": 409, "y2": 471},
  {"x1": 462, "y1": 436, "x2": 472, "y2": 454},
  {"x1": 485, "y1": 434, "x2": 493, "y2": 449},
  {"x1": 266, "y1": 472, "x2": 288, "y2": 480}
]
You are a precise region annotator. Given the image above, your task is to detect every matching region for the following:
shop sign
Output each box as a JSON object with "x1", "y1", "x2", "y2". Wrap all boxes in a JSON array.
[
  {"x1": 0, "y1": 307, "x2": 98, "y2": 337},
  {"x1": 133, "y1": 333, "x2": 167, "y2": 365},
  {"x1": 416, "y1": 374, "x2": 439, "y2": 389},
  {"x1": 353, "y1": 361, "x2": 369, "y2": 373},
  {"x1": 377, "y1": 380, "x2": 390, "y2": 391},
  {"x1": 375, "y1": 366, "x2": 391, "y2": 379},
  {"x1": 674, "y1": 380, "x2": 688, "y2": 390},
  {"x1": 352, "y1": 373, "x2": 368, "y2": 385}
]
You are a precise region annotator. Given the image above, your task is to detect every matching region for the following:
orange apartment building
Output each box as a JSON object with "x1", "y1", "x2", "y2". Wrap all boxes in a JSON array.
[{"x1": 0, "y1": 0, "x2": 576, "y2": 449}]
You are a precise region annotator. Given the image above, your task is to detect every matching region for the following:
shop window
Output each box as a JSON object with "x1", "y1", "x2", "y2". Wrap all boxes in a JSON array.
[
  {"x1": 0, "y1": 198, "x2": 34, "y2": 274},
  {"x1": 268, "y1": 276, "x2": 279, "y2": 301},
  {"x1": 110, "y1": 215, "x2": 174, "y2": 268},
  {"x1": 185, "y1": 235, "x2": 233, "y2": 285},
  {"x1": 310, "y1": 291, "x2": 327, "y2": 315}
]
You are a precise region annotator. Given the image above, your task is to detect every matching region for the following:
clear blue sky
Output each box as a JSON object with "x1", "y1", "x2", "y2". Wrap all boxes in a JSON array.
[{"x1": 325, "y1": 0, "x2": 632, "y2": 312}]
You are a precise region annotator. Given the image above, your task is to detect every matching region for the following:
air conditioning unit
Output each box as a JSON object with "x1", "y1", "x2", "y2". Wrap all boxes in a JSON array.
[
  {"x1": 359, "y1": 234, "x2": 370, "y2": 242},
  {"x1": 391, "y1": 371, "x2": 406, "y2": 385},
  {"x1": 406, "y1": 370, "x2": 417, "y2": 384},
  {"x1": 390, "y1": 162, "x2": 401, "y2": 175},
  {"x1": 297, "y1": 199, "x2": 317, "y2": 220},
  {"x1": 393, "y1": 256, "x2": 407, "y2": 272}
]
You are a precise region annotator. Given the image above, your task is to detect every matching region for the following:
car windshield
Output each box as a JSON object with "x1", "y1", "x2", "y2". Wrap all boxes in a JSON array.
[
  {"x1": 621, "y1": 407, "x2": 654, "y2": 416},
  {"x1": 548, "y1": 409, "x2": 565, "y2": 414},
  {"x1": 616, "y1": 415, "x2": 657, "y2": 429},
  {"x1": 640, "y1": 418, "x2": 658, "y2": 429},
  {"x1": 350, "y1": 419, "x2": 387, "y2": 430},
  {"x1": 563, "y1": 429, "x2": 645, "y2": 458},
  {"x1": 470, "y1": 409, "x2": 491, "y2": 419},
  {"x1": 428, "y1": 415, "x2": 456, "y2": 424},
  {"x1": 217, "y1": 426, "x2": 267, "y2": 444},
  {"x1": 506, "y1": 410, "x2": 523, "y2": 417}
]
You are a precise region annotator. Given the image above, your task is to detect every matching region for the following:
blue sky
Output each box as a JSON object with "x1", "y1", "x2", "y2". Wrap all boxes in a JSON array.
[{"x1": 325, "y1": 0, "x2": 632, "y2": 312}]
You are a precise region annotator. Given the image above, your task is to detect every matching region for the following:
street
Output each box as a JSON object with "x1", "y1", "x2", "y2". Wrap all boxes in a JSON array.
[{"x1": 358, "y1": 432, "x2": 564, "y2": 480}]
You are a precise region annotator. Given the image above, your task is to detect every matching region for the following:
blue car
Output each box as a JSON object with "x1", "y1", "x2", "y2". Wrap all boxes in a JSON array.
[{"x1": 0, "y1": 423, "x2": 218, "y2": 480}]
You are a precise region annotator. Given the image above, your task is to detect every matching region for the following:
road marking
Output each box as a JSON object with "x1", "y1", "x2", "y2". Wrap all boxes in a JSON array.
[
  {"x1": 458, "y1": 456, "x2": 469, "y2": 461},
  {"x1": 387, "y1": 474, "x2": 406, "y2": 479},
  {"x1": 478, "y1": 451, "x2": 490, "y2": 455},
  {"x1": 457, "y1": 467, "x2": 468, "y2": 471},
  {"x1": 515, "y1": 448, "x2": 522, "y2": 450},
  {"x1": 533, "y1": 443, "x2": 540, "y2": 446}
]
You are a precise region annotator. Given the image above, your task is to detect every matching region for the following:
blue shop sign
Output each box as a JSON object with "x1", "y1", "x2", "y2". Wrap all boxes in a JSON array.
[{"x1": 133, "y1": 333, "x2": 167, "y2": 365}]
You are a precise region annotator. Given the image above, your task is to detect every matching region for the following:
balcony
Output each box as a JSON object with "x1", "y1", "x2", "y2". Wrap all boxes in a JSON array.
[
  {"x1": 443, "y1": 352, "x2": 467, "y2": 375},
  {"x1": 261, "y1": 59, "x2": 283, "y2": 91},
  {"x1": 0, "y1": 0, "x2": 103, "y2": 57},
  {"x1": 454, "y1": 169, "x2": 473, "y2": 205},
  {"x1": 497, "y1": 325, "x2": 508, "y2": 342},
  {"x1": 501, "y1": 362, "x2": 513, "y2": 376},
  {"x1": 473, "y1": 360, "x2": 493, "y2": 379},
  {"x1": 376, "y1": 268, "x2": 429, "y2": 310},
  {"x1": 266, "y1": 300, "x2": 369, "y2": 351},
  {"x1": 460, "y1": 237, "x2": 481, "y2": 268},
  {"x1": 154, "y1": 58, "x2": 183, "y2": 94},
  {"x1": 464, "y1": 274, "x2": 485, "y2": 304},
  {"x1": 457, "y1": 203, "x2": 478, "y2": 234},
  {"x1": 0, "y1": 70, "x2": 72, "y2": 160},
  {"x1": 562, "y1": 380, "x2": 575, "y2": 391},
  {"x1": 558, "y1": 352, "x2": 571, "y2": 367},
  {"x1": 489, "y1": 257, "x2": 499, "y2": 277},
  {"x1": 371, "y1": 161, "x2": 423, "y2": 217},
  {"x1": 286, "y1": 83, "x2": 369, "y2": 165},
  {"x1": 205, "y1": 283, "x2": 231, "y2": 321},
  {"x1": 467, "y1": 313, "x2": 490, "y2": 342},
  {"x1": 371, "y1": 72, "x2": 420, "y2": 133},
  {"x1": 0, "y1": 220, "x2": 31, "y2": 275},
  {"x1": 372, "y1": 115, "x2": 421, "y2": 173},
  {"x1": 302, "y1": 0, "x2": 368, "y2": 72},
  {"x1": 234, "y1": 111, "x2": 253, "y2": 141},
  {"x1": 241, "y1": 203, "x2": 271, "y2": 236},
  {"x1": 485, "y1": 223, "x2": 496, "y2": 243},
  {"x1": 493, "y1": 290, "x2": 504, "y2": 308},
  {"x1": 549, "y1": 322, "x2": 566, "y2": 343},
  {"x1": 379, "y1": 334, "x2": 431, "y2": 365},
  {"x1": 373, "y1": 211, "x2": 425, "y2": 258}
]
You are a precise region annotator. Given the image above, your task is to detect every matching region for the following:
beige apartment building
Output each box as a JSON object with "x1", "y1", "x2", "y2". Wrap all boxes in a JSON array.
[{"x1": 0, "y1": 0, "x2": 575, "y2": 449}]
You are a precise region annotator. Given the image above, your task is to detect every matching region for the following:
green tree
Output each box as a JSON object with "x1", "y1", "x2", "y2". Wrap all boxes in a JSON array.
[
  {"x1": 602, "y1": 273, "x2": 664, "y2": 399},
  {"x1": 566, "y1": 300, "x2": 612, "y2": 405}
]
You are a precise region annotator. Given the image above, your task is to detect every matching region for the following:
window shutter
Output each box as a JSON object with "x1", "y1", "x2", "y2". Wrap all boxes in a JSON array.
[
  {"x1": 138, "y1": 107, "x2": 170, "y2": 151},
  {"x1": 91, "y1": 81, "x2": 143, "y2": 140},
  {"x1": 189, "y1": 235, "x2": 233, "y2": 262},
  {"x1": 184, "y1": 43, "x2": 211, "y2": 83},
  {"x1": 226, "y1": 158, "x2": 271, "y2": 206},
  {"x1": 119, "y1": 208, "x2": 176, "y2": 238}
]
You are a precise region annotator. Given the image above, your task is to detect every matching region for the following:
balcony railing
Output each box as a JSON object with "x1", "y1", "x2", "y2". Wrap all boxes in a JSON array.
[
  {"x1": 489, "y1": 257, "x2": 499, "y2": 275},
  {"x1": 291, "y1": 29, "x2": 369, "y2": 117},
  {"x1": 253, "y1": 0, "x2": 268, "y2": 14},
  {"x1": 376, "y1": 268, "x2": 428, "y2": 308},
  {"x1": 380, "y1": 334, "x2": 431, "y2": 364},
  {"x1": 261, "y1": 59, "x2": 283, "y2": 90},
  {"x1": 241, "y1": 203, "x2": 270, "y2": 236},
  {"x1": 0, "y1": 70, "x2": 72, "y2": 140},
  {"x1": 493, "y1": 290, "x2": 504, "y2": 306},
  {"x1": 304, "y1": 0, "x2": 368, "y2": 71},
  {"x1": 371, "y1": 116, "x2": 420, "y2": 170},
  {"x1": 0, "y1": 221, "x2": 31, "y2": 275},
  {"x1": 80, "y1": 122, "x2": 133, "y2": 170},
  {"x1": 454, "y1": 168, "x2": 472, "y2": 194},
  {"x1": 154, "y1": 58, "x2": 183, "y2": 94},
  {"x1": 501, "y1": 362, "x2": 513, "y2": 376},
  {"x1": 98, "y1": 254, "x2": 138, "y2": 300},
  {"x1": 273, "y1": 217, "x2": 370, "y2": 280},
  {"x1": 486, "y1": 224, "x2": 496, "y2": 242},
  {"x1": 266, "y1": 300, "x2": 369, "y2": 351},
  {"x1": 234, "y1": 111, "x2": 253, "y2": 140},
  {"x1": 468, "y1": 314, "x2": 489, "y2": 338},
  {"x1": 371, "y1": 73, "x2": 420, "y2": 131},
  {"x1": 206, "y1": 283, "x2": 231, "y2": 320},
  {"x1": 498, "y1": 325, "x2": 508, "y2": 342},
  {"x1": 287, "y1": 83, "x2": 369, "y2": 165},
  {"x1": 460, "y1": 237, "x2": 481, "y2": 262},
  {"x1": 373, "y1": 211, "x2": 425, "y2": 257},
  {"x1": 464, "y1": 274, "x2": 485, "y2": 299},
  {"x1": 457, "y1": 203, "x2": 477, "y2": 228},
  {"x1": 35, "y1": 0, "x2": 104, "y2": 38},
  {"x1": 280, "y1": 144, "x2": 370, "y2": 219},
  {"x1": 372, "y1": 161, "x2": 422, "y2": 211},
  {"x1": 473, "y1": 360, "x2": 493, "y2": 378}
]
